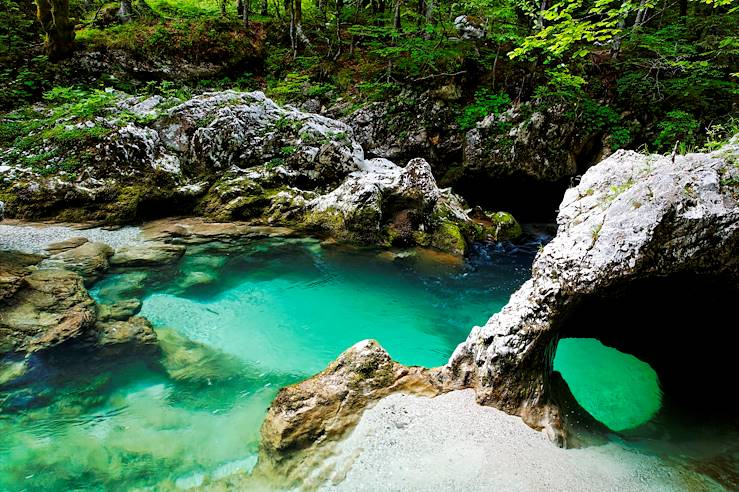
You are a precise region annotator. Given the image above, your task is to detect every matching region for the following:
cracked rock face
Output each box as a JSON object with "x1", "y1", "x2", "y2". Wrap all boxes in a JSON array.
[{"x1": 444, "y1": 141, "x2": 739, "y2": 442}]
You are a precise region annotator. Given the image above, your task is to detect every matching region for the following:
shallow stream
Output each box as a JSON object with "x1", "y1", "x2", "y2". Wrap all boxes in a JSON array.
[
  {"x1": 1, "y1": 231, "x2": 736, "y2": 490},
  {"x1": 0, "y1": 235, "x2": 541, "y2": 490}
]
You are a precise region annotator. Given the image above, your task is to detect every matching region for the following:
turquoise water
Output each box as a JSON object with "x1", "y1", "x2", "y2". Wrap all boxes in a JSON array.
[
  {"x1": 0, "y1": 237, "x2": 540, "y2": 490},
  {"x1": 553, "y1": 338, "x2": 662, "y2": 432}
]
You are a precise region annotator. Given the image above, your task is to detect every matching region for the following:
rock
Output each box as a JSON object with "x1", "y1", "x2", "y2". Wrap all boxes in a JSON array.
[
  {"x1": 454, "y1": 15, "x2": 486, "y2": 39},
  {"x1": 444, "y1": 141, "x2": 739, "y2": 444},
  {"x1": 0, "y1": 356, "x2": 29, "y2": 386},
  {"x1": 258, "y1": 340, "x2": 442, "y2": 482},
  {"x1": 343, "y1": 90, "x2": 462, "y2": 168},
  {"x1": 1, "y1": 90, "x2": 487, "y2": 255},
  {"x1": 40, "y1": 241, "x2": 114, "y2": 284},
  {"x1": 0, "y1": 251, "x2": 44, "y2": 300},
  {"x1": 97, "y1": 299, "x2": 142, "y2": 321},
  {"x1": 0, "y1": 269, "x2": 96, "y2": 354},
  {"x1": 45, "y1": 236, "x2": 90, "y2": 254},
  {"x1": 471, "y1": 210, "x2": 523, "y2": 241},
  {"x1": 462, "y1": 105, "x2": 584, "y2": 183},
  {"x1": 88, "y1": 316, "x2": 158, "y2": 355},
  {"x1": 156, "y1": 327, "x2": 245, "y2": 384},
  {"x1": 109, "y1": 242, "x2": 186, "y2": 267}
]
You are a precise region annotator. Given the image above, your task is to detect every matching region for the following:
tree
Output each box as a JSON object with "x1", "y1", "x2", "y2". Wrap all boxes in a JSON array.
[
  {"x1": 119, "y1": 0, "x2": 132, "y2": 22},
  {"x1": 35, "y1": 0, "x2": 74, "y2": 61}
]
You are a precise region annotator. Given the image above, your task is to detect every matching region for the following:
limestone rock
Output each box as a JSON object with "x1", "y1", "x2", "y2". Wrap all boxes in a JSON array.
[
  {"x1": 40, "y1": 241, "x2": 114, "y2": 284},
  {"x1": 156, "y1": 327, "x2": 245, "y2": 384},
  {"x1": 0, "y1": 269, "x2": 96, "y2": 354},
  {"x1": 444, "y1": 141, "x2": 739, "y2": 444},
  {"x1": 97, "y1": 299, "x2": 142, "y2": 321},
  {"x1": 89, "y1": 316, "x2": 158, "y2": 355},
  {"x1": 0, "y1": 251, "x2": 44, "y2": 301},
  {"x1": 1, "y1": 91, "x2": 485, "y2": 254},
  {"x1": 110, "y1": 242, "x2": 186, "y2": 267},
  {"x1": 258, "y1": 340, "x2": 442, "y2": 481},
  {"x1": 45, "y1": 237, "x2": 90, "y2": 254},
  {"x1": 454, "y1": 15, "x2": 486, "y2": 39}
]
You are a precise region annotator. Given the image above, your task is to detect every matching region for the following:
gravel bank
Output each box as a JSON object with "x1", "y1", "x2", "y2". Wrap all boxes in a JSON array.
[
  {"x1": 318, "y1": 390, "x2": 720, "y2": 491},
  {"x1": 0, "y1": 222, "x2": 143, "y2": 253}
]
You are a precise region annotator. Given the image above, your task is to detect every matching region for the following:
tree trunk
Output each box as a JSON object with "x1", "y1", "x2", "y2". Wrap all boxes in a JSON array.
[
  {"x1": 118, "y1": 0, "x2": 132, "y2": 22},
  {"x1": 535, "y1": 0, "x2": 547, "y2": 31},
  {"x1": 242, "y1": 0, "x2": 250, "y2": 27},
  {"x1": 393, "y1": 0, "x2": 402, "y2": 31},
  {"x1": 423, "y1": 0, "x2": 433, "y2": 38},
  {"x1": 609, "y1": 2, "x2": 629, "y2": 59},
  {"x1": 634, "y1": 0, "x2": 648, "y2": 28},
  {"x1": 35, "y1": 0, "x2": 75, "y2": 61},
  {"x1": 261, "y1": 0, "x2": 268, "y2": 15},
  {"x1": 679, "y1": 0, "x2": 687, "y2": 17},
  {"x1": 220, "y1": 0, "x2": 227, "y2": 16}
]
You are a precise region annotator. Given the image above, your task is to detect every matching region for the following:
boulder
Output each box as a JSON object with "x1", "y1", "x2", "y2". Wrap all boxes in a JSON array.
[
  {"x1": 0, "y1": 251, "x2": 44, "y2": 300},
  {"x1": 0, "y1": 269, "x2": 96, "y2": 354},
  {"x1": 454, "y1": 15, "x2": 486, "y2": 39},
  {"x1": 40, "y1": 241, "x2": 114, "y2": 284},
  {"x1": 444, "y1": 141, "x2": 739, "y2": 444},
  {"x1": 97, "y1": 299, "x2": 142, "y2": 321},
  {"x1": 258, "y1": 340, "x2": 443, "y2": 482},
  {"x1": 156, "y1": 327, "x2": 246, "y2": 384},
  {"x1": 89, "y1": 316, "x2": 158, "y2": 355},
  {"x1": 109, "y1": 242, "x2": 186, "y2": 267}
]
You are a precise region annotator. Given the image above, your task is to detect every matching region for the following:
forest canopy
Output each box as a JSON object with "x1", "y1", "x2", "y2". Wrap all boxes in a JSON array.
[{"x1": 1, "y1": 0, "x2": 737, "y2": 152}]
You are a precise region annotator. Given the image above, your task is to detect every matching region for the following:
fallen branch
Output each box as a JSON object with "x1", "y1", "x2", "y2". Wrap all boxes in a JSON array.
[{"x1": 412, "y1": 71, "x2": 467, "y2": 82}]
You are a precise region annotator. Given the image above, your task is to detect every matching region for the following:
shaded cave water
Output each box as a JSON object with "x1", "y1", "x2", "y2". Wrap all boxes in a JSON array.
[{"x1": 0, "y1": 233, "x2": 736, "y2": 490}]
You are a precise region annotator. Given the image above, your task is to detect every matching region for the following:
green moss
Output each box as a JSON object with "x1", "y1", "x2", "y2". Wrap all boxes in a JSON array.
[
  {"x1": 486, "y1": 211, "x2": 523, "y2": 241},
  {"x1": 431, "y1": 220, "x2": 466, "y2": 256}
]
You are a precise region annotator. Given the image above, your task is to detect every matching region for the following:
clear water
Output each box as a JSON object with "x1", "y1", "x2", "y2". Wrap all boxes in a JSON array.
[
  {"x1": 553, "y1": 338, "x2": 662, "y2": 432},
  {"x1": 0, "y1": 236, "x2": 542, "y2": 491}
]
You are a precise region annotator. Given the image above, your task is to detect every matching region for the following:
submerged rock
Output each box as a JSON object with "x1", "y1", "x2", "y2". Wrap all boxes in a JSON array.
[{"x1": 156, "y1": 327, "x2": 246, "y2": 384}]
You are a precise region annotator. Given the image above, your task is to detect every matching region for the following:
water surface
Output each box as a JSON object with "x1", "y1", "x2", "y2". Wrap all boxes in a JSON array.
[{"x1": 0, "y1": 237, "x2": 540, "y2": 490}]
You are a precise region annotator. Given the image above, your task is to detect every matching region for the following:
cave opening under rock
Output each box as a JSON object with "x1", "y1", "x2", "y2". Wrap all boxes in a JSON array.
[
  {"x1": 552, "y1": 272, "x2": 738, "y2": 438},
  {"x1": 450, "y1": 173, "x2": 570, "y2": 222}
]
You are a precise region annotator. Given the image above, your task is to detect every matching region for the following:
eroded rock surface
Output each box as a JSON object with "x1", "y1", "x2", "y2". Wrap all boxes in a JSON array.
[
  {"x1": 444, "y1": 141, "x2": 739, "y2": 443},
  {"x1": 0, "y1": 254, "x2": 157, "y2": 357},
  {"x1": 1, "y1": 91, "x2": 487, "y2": 254},
  {"x1": 258, "y1": 340, "x2": 443, "y2": 485}
]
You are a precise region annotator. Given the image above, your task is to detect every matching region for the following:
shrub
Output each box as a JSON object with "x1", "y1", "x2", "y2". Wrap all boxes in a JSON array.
[{"x1": 457, "y1": 88, "x2": 511, "y2": 130}]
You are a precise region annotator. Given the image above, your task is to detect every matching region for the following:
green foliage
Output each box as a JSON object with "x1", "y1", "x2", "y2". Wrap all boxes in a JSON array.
[
  {"x1": 702, "y1": 117, "x2": 739, "y2": 151},
  {"x1": 457, "y1": 89, "x2": 511, "y2": 130},
  {"x1": 533, "y1": 66, "x2": 588, "y2": 103},
  {"x1": 268, "y1": 73, "x2": 311, "y2": 103},
  {"x1": 0, "y1": 0, "x2": 35, "y2": 57},
  {"x1": 654, "y1": 110, "x2": 700, "y2": 152}
]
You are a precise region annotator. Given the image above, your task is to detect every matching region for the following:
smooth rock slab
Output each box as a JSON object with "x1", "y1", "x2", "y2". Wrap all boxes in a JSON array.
[{"x1": 110, "y1": 242, "x2": 186, "y2": 267}]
